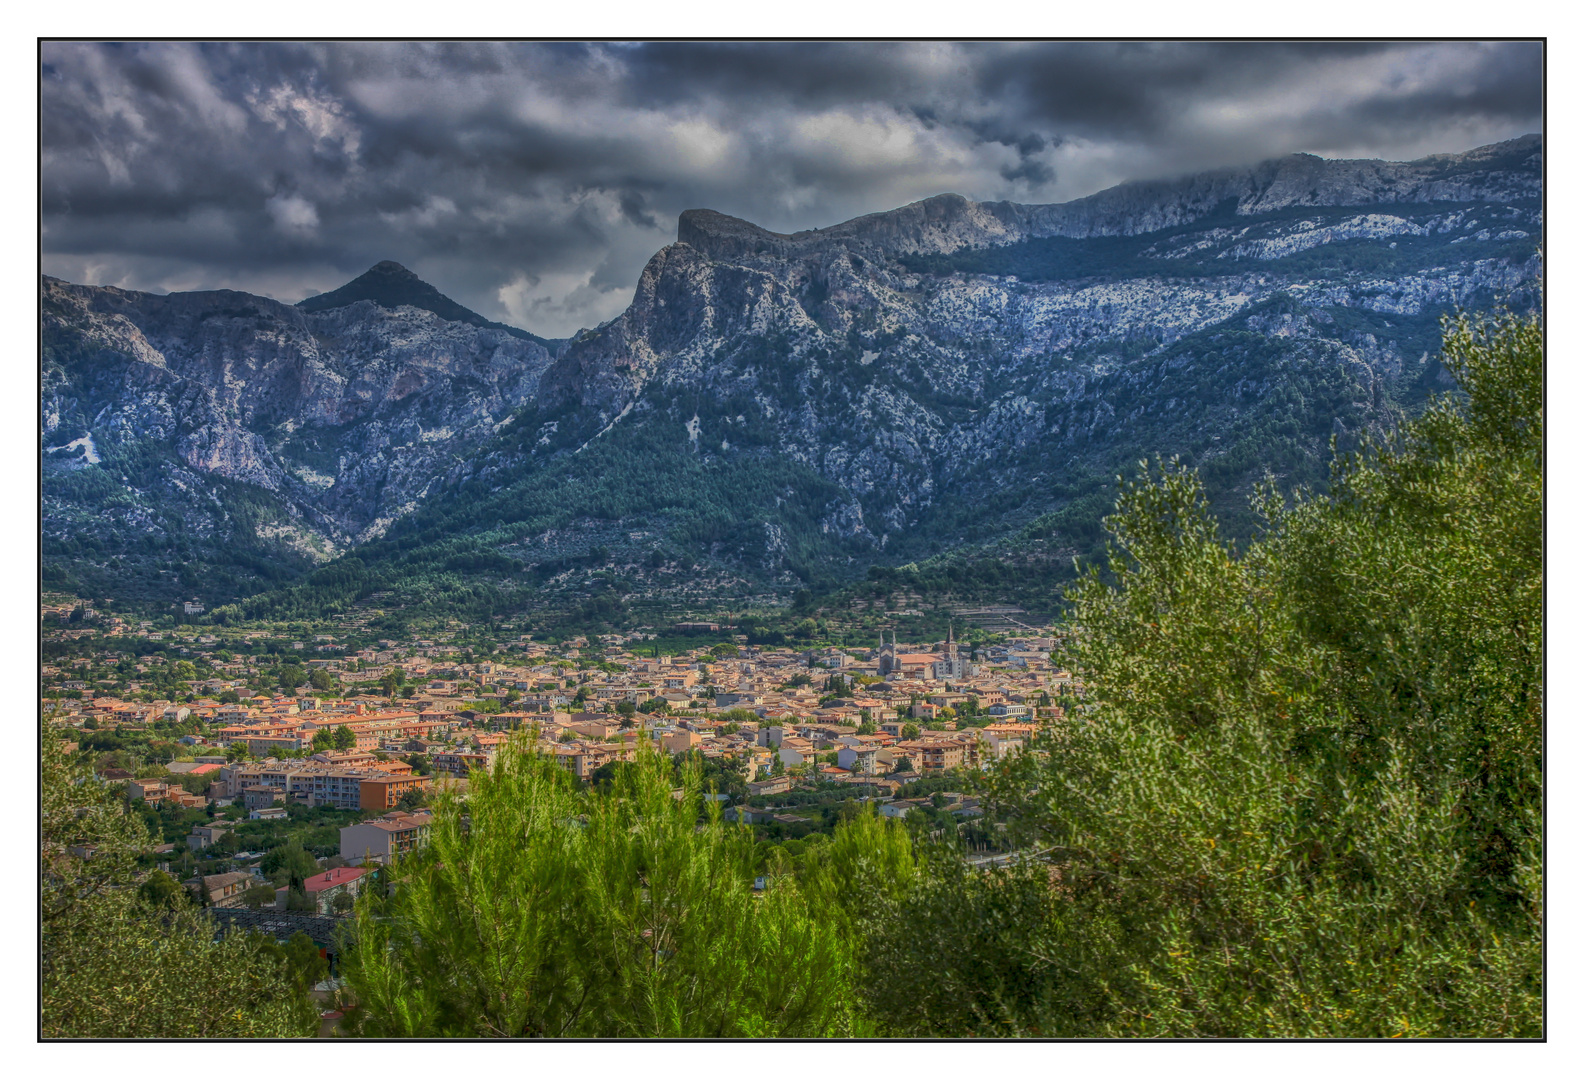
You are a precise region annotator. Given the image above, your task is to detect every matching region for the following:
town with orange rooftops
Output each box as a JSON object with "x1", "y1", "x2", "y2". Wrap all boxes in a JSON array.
[{"x1": 43, "y1": 591, "x2": 1079, "y2": 963}]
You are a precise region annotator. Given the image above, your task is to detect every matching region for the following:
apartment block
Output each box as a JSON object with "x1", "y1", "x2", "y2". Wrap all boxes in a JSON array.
[{"x1": 340, "y1": 810, "x2": 433, "y2": 866}]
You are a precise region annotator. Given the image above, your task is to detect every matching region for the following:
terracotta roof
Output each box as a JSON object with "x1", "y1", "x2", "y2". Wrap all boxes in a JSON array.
[
  {"x1": 363, "y1": 811, "x2": 433, "y2": 832},
  {"x1": 195, "y1": 871, "x2": 252, "y2": 890},
  {"x1": 302, "y1": 866, "x2": 368, "y2": 893}
]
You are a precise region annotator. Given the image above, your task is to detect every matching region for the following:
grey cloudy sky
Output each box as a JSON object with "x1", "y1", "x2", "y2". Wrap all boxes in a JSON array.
[{"x1": 40, "y1": 41, "x2": 1542, "y2": 338}]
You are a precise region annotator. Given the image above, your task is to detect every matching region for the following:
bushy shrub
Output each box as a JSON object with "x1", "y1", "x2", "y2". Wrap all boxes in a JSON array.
[{"x1": 980, "y1": 308, "x2": 1541, "y2": 1037}]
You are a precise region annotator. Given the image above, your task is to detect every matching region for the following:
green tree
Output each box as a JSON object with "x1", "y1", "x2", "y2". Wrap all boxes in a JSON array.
[
  {"x1": 278, "y1": 665, "x2": 307, "y2": 693},
  {"x1": 176, "y1": 771, "x2": 212, "y2": 796},
  {"x1": 279, "y1": 931, "x2": 329, "y2": 989},
  {"x1": 263, "y1": 839, "x2": 319, "y2": 885},
  {"x1": 797, "y1": 806, "x2": 915, "y2": 942},
  {"x1": 41, "y1": 726, "x2": 315, "y2": 1037},
  {"x1": 861, "y1": 848, "x2": 1099, "y2": 1036},
  {"x1": 341, "y1": 737, "x2": 862, "y2": 1036},
  {"x1": 985, "y1": 307, "x2": 1541, "y2": 1037},
  {"x1": 242, "y1": 883, "x2": 279, "y2": 910},
  {"x1": 137, "y1": 869, "x2": 189, "y2": 910}
]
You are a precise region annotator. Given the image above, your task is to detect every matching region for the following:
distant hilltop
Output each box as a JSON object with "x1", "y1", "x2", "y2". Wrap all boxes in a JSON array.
[
  {"x1": 297, "y1": 260, "x2": 561, "y2": 350},
  {"x1": 677, "y1": 134, "x2": 1541, "y2": 260}
]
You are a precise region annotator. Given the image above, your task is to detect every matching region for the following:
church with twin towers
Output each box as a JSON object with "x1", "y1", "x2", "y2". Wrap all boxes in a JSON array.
[{"x1": 876, "y1": 625, "x2": 979, "y2": 681}]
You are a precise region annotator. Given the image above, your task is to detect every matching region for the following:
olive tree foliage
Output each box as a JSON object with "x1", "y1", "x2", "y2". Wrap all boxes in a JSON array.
[
  {"x1": 341, "y1": 737, "x2": 862, "y2": 1037},
  {"x1": 984, "y1": 308, "x2": 1542, "y2": 1037},
  {"x1": 796, "y1": 808, "x2": 1118, "y2": 1038},
  {"x1": 40, "y1": 734, "x2": 316, "y2": 1038},
  {"x1": 860, "y1": 851, "x2": 1114, "y2": 1037}
]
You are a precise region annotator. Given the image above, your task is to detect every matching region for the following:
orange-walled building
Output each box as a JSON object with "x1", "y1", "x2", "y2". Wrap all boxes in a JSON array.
[{"x1": 358, "y1": 772, "x2": 431, "y2": 811}]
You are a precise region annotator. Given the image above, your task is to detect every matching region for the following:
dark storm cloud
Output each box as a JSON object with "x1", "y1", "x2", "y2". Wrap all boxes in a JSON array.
[
  {"x1": 616, "y1": 191, "x2": 661, "y2": 231},
  {"x1": 41, "y1": 41, "x2": 1541, "y2": 337}
]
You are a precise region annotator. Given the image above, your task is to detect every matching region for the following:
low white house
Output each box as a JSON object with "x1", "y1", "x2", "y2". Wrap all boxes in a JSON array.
[
  {"x1": 836, "y1": 745, "x2": 880, "y2": 775},
  {"x1": 186, "y1": 824, "x2": 230, "y2": 850},
  {"x1": 777, "y1": 744, "x2": 810, "y2": 768}
]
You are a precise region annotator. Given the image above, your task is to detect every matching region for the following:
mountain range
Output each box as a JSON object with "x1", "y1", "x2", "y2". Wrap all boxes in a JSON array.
[{"x1": 42, "y1": 135, "x2": 1541, "y2": 623}]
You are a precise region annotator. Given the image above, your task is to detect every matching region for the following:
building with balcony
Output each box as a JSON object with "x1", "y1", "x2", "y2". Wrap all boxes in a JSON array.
[{"x1": 340, "y1": 810, "x2": 433, "y2": 866}]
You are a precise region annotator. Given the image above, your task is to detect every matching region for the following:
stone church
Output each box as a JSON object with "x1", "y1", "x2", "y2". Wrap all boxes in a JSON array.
[{"x1": 876, "y1": 625, "x2": 978, "y2": 680}]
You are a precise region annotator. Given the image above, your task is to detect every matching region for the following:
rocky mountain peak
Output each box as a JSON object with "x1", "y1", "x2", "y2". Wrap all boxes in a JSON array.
[
  {"x1": 368, "y1": 259, "x2": 419, "y2": 278},
  {"x1": 674, "y1": 136, "x2": 1542, "y2": 265},
  {"x1": 298, "y1": 260, "x2": 467, "y2": 317},
  {"x1": 296, "y1": 260, "x2": 555, "y2": 348},
  {"x1": 677, "y1": 209, "x2": 791, "y2": 261},
  {"x1": 530, "y1": 134, "x2": 1538, "y2": 474}
]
